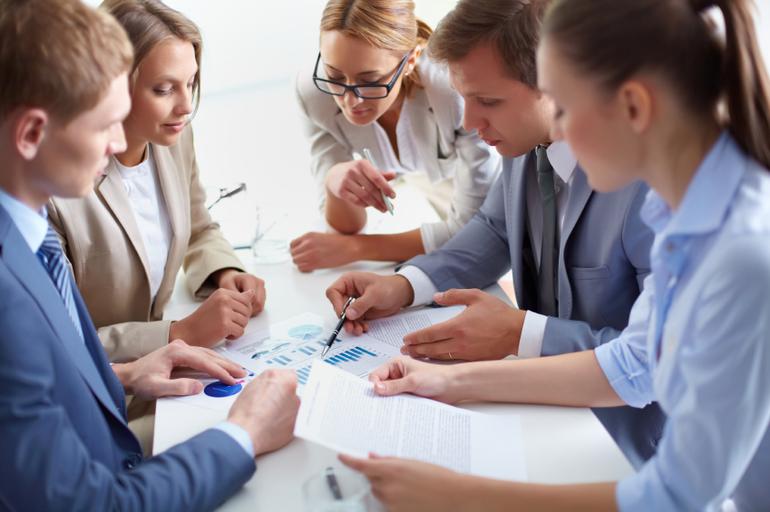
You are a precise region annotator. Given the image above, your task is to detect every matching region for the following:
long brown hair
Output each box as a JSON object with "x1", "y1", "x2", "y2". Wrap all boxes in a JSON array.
[
  {"x1": 101, "y1": 0, "x2": 203, "y2": 115},
  {"x1": 320, "y1": 0, "x2": 432, "y2": 97},
  {"x1": 543, "y1": 0, "x2": 770, "y2": 169}
]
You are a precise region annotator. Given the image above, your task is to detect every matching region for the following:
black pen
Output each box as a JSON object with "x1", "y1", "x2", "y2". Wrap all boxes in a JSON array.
[{"x1": 321, "y1": 296, "x2": 355, "y2": 358}]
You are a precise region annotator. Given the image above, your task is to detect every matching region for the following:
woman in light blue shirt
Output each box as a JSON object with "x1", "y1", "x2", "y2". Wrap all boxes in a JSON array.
[{"x1": 338, "y1": 0, "x2": 770, "y2": 510}]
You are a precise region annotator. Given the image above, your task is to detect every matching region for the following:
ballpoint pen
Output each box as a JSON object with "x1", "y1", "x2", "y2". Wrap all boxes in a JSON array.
[
  {"x1": 321, "y1": 296, "x2": 355, "y2": 358},
  {"x1": 361, "y1": 147, "x2": 395, "y2": 215}
]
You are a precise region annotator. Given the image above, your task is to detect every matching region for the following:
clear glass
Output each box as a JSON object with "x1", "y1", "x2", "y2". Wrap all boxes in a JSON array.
[
  {"x1": 250, "y1": 204, "x2": 290, "y2": 264},
  {"x1": 302, "y1": 465, "x2": 381, "y2": 512}
]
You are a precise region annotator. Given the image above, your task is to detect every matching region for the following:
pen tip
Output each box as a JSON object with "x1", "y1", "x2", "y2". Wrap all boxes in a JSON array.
[{"x1": 321, "y1": 346, "x2": 329, "y2": 358}]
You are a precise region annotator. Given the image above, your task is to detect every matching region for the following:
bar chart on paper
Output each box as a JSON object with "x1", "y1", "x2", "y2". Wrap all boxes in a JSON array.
[{"x1": 294, "y1": 344, "x2": 390, "y2": 385}]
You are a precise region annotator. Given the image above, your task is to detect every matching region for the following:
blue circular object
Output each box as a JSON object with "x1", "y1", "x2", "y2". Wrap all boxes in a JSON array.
[{"x1": 204, "y1": 381, "x2": 243, "y2": 398}]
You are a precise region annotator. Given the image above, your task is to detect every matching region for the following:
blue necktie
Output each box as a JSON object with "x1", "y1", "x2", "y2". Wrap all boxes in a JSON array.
[
  {"x1": 535, "y1": 146, "x2": 558, "y2": 317},
  {"x1": 36, "y1": 226, "x2": 84, "y2": 343}
]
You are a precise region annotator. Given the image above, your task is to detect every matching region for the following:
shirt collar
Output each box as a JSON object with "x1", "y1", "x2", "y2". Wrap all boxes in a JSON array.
[
  {"x1": 0, "y1": 187, "x2": 48, "y2": 253},
  {"x1": 641, "y1": 131, "x2": 745, "y2": 237},
  {"x1": 546, "y1": 141, "x2": 577, "y2": 184}
]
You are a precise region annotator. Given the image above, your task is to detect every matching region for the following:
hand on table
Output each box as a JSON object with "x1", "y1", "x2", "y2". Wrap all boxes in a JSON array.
[
  {"x1": 227, "y1": 369, "x2": 300, "y2": 456},
  {"x1": 114, "y1": 339, "x2": 246, "y2": 400},
  {"x1": 368, "y1": 356, "x2": 465, "y2": 404},
  {"x1": 325, "y1": 159, "x2": 397, "y2": 213},
  {"x1": 214, "y1": 268, "x2": 266, "y2": 315},
  {"x1": 339, "y1": 453, "x2": 472, "y2": 512},
  {"x1": 401, "y1": 289, "x2": 525, "y2": 361},
  {"x1": 170, "y1": 288, "x2": 255, "y2": 346},
  {"x1": 325, "y1": 272, "x2": 414, "y2": 335},
  {"x1": 289, "y1": 232, "x2": 360, "y2": 273}
]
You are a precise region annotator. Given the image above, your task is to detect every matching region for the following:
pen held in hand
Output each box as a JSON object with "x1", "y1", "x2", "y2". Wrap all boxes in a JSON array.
[
  {"x1": 321, "y1": 296, "x2": 356, "y2": 358},
  {"x1": 361, "y1": 147, "x2": 395, "y2": 215}
]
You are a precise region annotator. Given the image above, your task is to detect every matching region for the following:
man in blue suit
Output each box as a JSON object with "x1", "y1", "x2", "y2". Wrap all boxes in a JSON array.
[
  {"x1": 326, "y1": 0, "x2": 664, "y2": 468},
  {"x1": 0, "y1": 1, "x2": 298, "y2": 510}
]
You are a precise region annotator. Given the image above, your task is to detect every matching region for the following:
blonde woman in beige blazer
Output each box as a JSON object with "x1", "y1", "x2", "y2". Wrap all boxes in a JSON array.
[
  {"x1": 49, "y1": 0, "x2": 266, "y2": 365},
  {"x1": 289, "y1": 0, "x2": 501, "y2": 272}
]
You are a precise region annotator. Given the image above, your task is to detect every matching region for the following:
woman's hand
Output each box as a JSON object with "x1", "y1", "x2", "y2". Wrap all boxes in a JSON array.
[
  {"x1": 325, "y1": 160, "x2": 397, "y2": 213},
  {"x1": 368, "y1": 356, "x2": 467, "y2": 404},
  {"x1": 339, "y1": 454, "x2": 474, "y2": 512},
  {"x1": 289, "y1": 231, "x2": 360, "y2": 272}
]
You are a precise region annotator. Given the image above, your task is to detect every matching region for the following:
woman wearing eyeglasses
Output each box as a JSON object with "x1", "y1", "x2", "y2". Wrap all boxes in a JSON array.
[{"x1": 290, "y1": 0, "x2": 501, "y2": 272}]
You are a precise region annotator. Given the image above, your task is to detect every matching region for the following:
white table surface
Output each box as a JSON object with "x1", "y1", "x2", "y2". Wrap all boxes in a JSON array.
[{"x1": 154, "y1": 192, "x2": 634, "y2": 511}]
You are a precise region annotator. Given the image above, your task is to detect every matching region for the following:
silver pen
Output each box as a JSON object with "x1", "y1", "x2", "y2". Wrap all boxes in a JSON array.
[
  {"x1": 321, "y1": 296, "x2": 356, "y2": 358},
  {"x1": 361, "y1": 147, "x2": 395, "y2": 215}
]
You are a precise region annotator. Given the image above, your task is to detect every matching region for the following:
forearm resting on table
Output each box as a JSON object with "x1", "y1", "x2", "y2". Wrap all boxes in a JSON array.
[
  {"x1": 344, "y1": 229, "x2": 425, "y2": 262},
  {"x1": 461, "y1": 478, "x2": 618, "y2": 512},
  {"x1": 456, "y1": 350, "x2": 624, "y2": 407},
  {"x1": 325, "y1": 192, "x2": 367, "y2": 234}
]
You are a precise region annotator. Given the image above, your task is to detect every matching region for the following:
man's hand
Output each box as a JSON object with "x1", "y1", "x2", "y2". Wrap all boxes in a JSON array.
[
  {"x1": 227, "y1": 369, "x2": 300, "y2": 456},
  {"x1": 401, "y1": 289, "x2": 525, "y2": 361},
  {"x1": 339, "y1": 454, "x2": 474, "y2": 512},
  {"x1": 214, "y1": 268, "x2": 266, "y2": 315},
  {"x1": 170, "y1": 288, "x2": 255, "y2": 346},
  {"x1": 325, "y1": 272, "x2": 414, "y2": 335},
  {"x1": 113, "y1": 340, "x2": 246, "y2": 400}
]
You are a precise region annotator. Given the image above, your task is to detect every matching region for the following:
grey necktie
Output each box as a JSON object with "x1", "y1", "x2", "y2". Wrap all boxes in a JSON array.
[{"x1": 535, "y1": 146, "x2": 558, "y2": 317}]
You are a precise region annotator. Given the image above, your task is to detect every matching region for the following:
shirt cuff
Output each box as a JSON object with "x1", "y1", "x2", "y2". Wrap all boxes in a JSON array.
[
  {"x1": 214, "y1": 421, "x2": 254, "y2": 458},
  {"x1": 397, "y1": 265, "x2": 438, "y2": 307},
  {"x1": 594, "y1": 342, "x2": 649, "y2": 408},
  {"x1": 517, "y1": 311, "x2": 547, "y2": 358}
]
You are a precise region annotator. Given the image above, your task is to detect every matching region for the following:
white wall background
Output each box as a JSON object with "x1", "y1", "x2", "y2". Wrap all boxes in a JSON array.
[{"x1": 80, "y1": 0, "x2": 770, "y2": 241}]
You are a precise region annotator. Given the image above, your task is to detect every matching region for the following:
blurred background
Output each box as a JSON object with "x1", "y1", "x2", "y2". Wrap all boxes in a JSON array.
[{"x1": 82, "y1": 0, "x2": 770, "y2": 245}]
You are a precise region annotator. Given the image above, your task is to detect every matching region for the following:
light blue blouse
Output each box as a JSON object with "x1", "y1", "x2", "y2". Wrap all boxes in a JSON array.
[{"x1": 595, "y1": 133, "x2": 770, "y2": 511}]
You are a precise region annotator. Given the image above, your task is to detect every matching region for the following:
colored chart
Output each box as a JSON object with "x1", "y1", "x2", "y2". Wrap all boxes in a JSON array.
[
  {"x1": 325, "y1": 346, "x2": 379, "y2": 366},
  {"x1": 204, "y1": 381, "x2": 243, "y2": 398},
  {"x1": 288, "y1": 324, "x2": 323, "y2": 340},
  {"x1": 294, "y1": 345, "x2": 389, "y2": 385}
]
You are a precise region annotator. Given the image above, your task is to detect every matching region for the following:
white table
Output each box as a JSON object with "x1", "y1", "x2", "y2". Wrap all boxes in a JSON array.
[{"x1": 155, "y1": 190, "x2": 633, "y2": 510}]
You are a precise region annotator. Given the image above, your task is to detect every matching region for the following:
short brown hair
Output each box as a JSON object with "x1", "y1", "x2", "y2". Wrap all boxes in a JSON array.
[
  {"x1": 102, "y1": 0, "x2": 204, "y2": 114},
  {"x1": 0, "y1": 0, "x2": 133, "y2": 123},
  {"x1": 320, "y1": 0, "x2": 433, "y2": 96},
  {"x1": 428, "y1": 0, "x2": 549, "y2": 88}
]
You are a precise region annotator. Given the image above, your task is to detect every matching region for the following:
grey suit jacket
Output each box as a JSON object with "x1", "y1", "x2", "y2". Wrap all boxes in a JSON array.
[{"x1": 406, "y1": 152, "x2": 665, "y2": 467}]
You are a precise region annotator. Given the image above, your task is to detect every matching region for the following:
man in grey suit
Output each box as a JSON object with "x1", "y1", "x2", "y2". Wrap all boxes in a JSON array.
[{"x1": 326, "y1": 0, "x2": 664, "y2": 468}]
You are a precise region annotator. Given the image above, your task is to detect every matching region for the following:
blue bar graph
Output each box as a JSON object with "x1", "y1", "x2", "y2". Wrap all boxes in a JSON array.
[
  {"x1": 326, "y1": 346, "x2": 379, "y2": 367},
  {"x1": 296, "y1": 366, "x2": 310, "y2": 385}
]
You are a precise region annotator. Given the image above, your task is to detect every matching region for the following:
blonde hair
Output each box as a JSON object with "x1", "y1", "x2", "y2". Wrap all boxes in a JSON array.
[
  {"x1": 320, "y1": 0, "x2": 432, "y2": 97},
  {"x1": 101, "y1": 0, "x2": 203, "y2": 114},
  {"x1": 0, "y1": 0, "x2": 133, "y2": 123}
]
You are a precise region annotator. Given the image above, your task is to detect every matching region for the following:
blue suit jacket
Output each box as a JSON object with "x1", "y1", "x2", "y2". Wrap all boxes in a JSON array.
[
  {"x1": 407, "y1": 153, "x2": 666, "y2": 468},
  {"x1": 0, "y1": 206, "x2": 254, "y2": 511}
]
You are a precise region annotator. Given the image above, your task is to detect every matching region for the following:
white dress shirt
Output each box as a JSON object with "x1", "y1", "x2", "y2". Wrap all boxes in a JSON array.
[
  {"x1": 114, "y1": 146, "x2": 172, "y2": 301},
  {"x1": 399, "y1": 141, "x2": 577, "y2": 358}
]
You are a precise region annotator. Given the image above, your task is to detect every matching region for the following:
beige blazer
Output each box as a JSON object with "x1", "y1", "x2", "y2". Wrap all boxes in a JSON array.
[
  {"x1": 48, "y1": 126, "x2": 244, "y2": 363},
  {"x1": 296, "y1": 54, "x2": 501, "y2": 252}
]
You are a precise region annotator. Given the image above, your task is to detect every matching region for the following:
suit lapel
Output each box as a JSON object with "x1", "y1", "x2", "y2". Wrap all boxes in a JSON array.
[
  {"x1": 0, "y1": 214, "x2": 125, "y2": 424},
  {"x1": 404, "y1": 89, "x2": 443, "y2": 181},
  {"x1": 96, "y1": 159, "x2": 152, "y2": 285},
  {"x1": 506, "y1": 155, "x2": 530, "y2": 309},
  {"x1": 558, "y1": 166, "x2": 593, "y2": 317}
]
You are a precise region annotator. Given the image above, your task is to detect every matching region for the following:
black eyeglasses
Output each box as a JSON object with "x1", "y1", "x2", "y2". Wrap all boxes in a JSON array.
[{"x1": 312, "y1": 52, "x2": 411, "y2": 100}]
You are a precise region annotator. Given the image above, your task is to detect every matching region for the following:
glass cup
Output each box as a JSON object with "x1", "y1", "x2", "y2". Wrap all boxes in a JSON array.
[
  {"x1": 250, "y1": 204, "x2": 290, "y2": 264},
  {"x1": 302, "y1": 465, "x2": 381, "y2": 512}
]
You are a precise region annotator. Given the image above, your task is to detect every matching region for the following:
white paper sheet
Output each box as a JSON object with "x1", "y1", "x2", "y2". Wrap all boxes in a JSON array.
[{"x1": 295, "y1": 360, "x2": 527, "y2": 481}]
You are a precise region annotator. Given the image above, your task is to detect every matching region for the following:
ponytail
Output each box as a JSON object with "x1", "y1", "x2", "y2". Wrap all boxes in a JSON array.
[{"x1": 709, "y1": 0, "x2": 770, "y2": 168}]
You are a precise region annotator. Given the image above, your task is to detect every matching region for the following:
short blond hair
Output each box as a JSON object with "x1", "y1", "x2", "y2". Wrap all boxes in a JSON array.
[
  {"x1": 320, "y1": 0, "x2": 432, "y2": 97},
  {"x1": 0, "y1": 0, "x2": 133, "y2": 123},
  {"x1": 101, "y1": 0, "x2": 203, "y2": 115}
]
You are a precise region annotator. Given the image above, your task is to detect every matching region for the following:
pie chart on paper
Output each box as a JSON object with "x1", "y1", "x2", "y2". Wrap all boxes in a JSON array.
[{"x1": 288, "y1": 324, "x2": 323, "y2": 341}]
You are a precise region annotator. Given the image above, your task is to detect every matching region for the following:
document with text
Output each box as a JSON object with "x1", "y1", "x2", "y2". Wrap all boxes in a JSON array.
[{"x1": 294, "y1": 361, "x2": 527, "y2": 481}]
